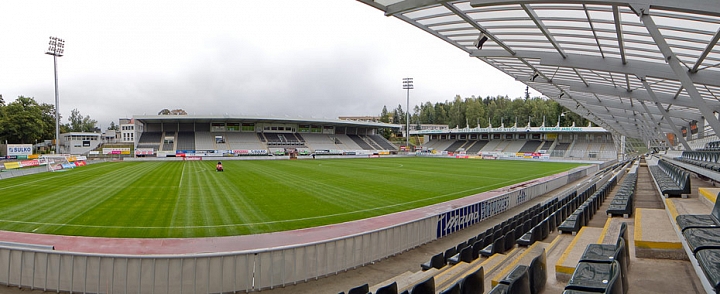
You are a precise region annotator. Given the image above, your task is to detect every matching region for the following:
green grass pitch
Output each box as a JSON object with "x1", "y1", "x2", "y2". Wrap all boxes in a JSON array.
[{"x1": 0, "y1": 157, "x2": 585, "y2": 238}]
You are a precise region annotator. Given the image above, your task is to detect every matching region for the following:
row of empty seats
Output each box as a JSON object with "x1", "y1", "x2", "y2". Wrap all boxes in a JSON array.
[
  {"x1": 606, "y1": 173, "x2": 636, "y2": 217},
  {"x1": 487, "y1": 250, "x2": 547, "y2": 294},
  {"x1": 557, "y1": 183, "x2": 610, "y2": 235},
  {"x1": 677, "y1": 151, "x2": 720, "y2": 172},
  {"x1": 675, "y1": 194, "x2": 720, "y2": 293},
  {"x1": 340, "y1": 267, "x2": 483, "y2": 294},
  {"x1": 563, "y1": 223, "x2": 629, "y2": 293},
  {"x1": 649, "y1": 159, "x2": 691, "y2": 197},
  {"x1": 699, "y1": 140, "x2": 720, "y2": 151}
]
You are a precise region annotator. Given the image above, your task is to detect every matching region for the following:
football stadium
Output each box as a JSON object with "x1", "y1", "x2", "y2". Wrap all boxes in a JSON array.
[{"x1": 2, "y1": 1, "x2": 720, "y2": 294}]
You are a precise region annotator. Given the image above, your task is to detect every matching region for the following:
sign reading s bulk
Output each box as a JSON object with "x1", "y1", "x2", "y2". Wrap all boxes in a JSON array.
[
  {"x1": 437, "y1": 195, "x2": 510, "y2": 238},
  {"x1": 7, "y1": 144, "x2": 32, "y2": 156}
]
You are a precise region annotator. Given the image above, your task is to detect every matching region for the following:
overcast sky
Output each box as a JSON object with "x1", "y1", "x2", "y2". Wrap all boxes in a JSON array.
[{"x1": 0, "y1": 0, "x2": 538, "y2": 129}]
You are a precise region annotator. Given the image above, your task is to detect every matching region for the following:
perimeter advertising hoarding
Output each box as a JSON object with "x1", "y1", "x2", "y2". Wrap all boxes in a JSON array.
[
  {"x1": 7, "y1": 144, "x2": 32, "y2": 156},
  {"x1": 104, "y1": 148, "x2": 131, "y2": 155},
  {"x1": 437, "y1": 189, "x2": 530, "y2": 238}
]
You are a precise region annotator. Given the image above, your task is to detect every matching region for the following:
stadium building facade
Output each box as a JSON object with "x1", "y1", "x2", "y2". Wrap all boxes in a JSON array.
[{"x1": 130, "y1": 115, "x2": 401, "y2": 157}]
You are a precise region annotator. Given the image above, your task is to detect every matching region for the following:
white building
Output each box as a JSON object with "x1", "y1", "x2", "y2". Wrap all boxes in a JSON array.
[
  {"x1": 120, "y1": 118, "x2": 135, "y2": 143},
  {"x1": 59, "y1": 132, "x2": 101, "y2": 154}
]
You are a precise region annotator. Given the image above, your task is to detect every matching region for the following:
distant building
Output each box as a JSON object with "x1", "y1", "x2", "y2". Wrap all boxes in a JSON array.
[
  {"x1": 60, "y1": 132, "x2": 101, "y2": 154},
  {"x1": 120, "y1": 119, "x2": 135, "y2": 143}
]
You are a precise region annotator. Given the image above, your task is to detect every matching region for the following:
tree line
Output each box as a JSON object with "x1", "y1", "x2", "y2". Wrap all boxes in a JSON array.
[
  {"x1": 0, "y1": 96, "x2": 97, "y2": 145},
  {"x1": 379, "y1": 95, "x2": 589, "y2": 129}
]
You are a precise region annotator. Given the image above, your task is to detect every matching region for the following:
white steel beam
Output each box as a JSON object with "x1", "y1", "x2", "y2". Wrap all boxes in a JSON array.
[
  {"x1": 640, "y1": 76, "x2": 692, "y2": 150},
  {"x1": 635, "y1": 7, "x2": 720, "y2": 144}
]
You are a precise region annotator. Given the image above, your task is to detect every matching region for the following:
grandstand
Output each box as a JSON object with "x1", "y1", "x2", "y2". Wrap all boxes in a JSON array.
[
  {"x1": 4, "y1": 0, "x2": 720, "y2": 291},
  {"x1": 415, "y1": 126, "x2": 617, "y2": 160},
  {"x1": 126, "y1": 115, "x2": 401, "y2": 157}
]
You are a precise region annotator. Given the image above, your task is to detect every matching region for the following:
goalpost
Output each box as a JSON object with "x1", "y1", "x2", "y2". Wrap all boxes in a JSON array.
[{"x1": 41, "y1": 155, "x2": 74, "y2": 172}]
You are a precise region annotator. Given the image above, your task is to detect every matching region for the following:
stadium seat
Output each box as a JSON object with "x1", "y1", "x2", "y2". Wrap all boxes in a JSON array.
[
  {"x1": 467, "y1": 236, "x2": 477, "y2": 247},
  {"x1": 421, "y1": 252, "x2": 445, "y2": 271},
  {"x1": 439, "y1": 282, "x2": 460, "y2": 294},
  {"x1": 682, "y1": 228, "x2": 720, "y2": 254},
  {"x1": 517, "y1": 228, "x2": 539, "y2": 247},
  {"x1": 456, "y1": 241, "x2": 468, "y2": 253},
  {"x1": 539, "y1": 219, "x2": 549, "y2": 241},
  {"x1": 580, "y1": 238, "x2": 628, "y2": 294},
  {"x1": 559, "y1": 210, "x2": 585, "y2": 234},
  {"x1": 348, "y1": 283, "x2": 369, "y2": 294},
  {"x1": 499, "y1": 265, "x2": 531, "y2": 294},
  {"x1": 459, "y1": 266, "x2": 484, "y2": 294},
  {"x1": 528, "y1": 249, "x2": 547, "y2": 294},
  {"x1": 503, "y1": 230, "x2": 516, "y2": 252},
  {"x1": 695, "y1": 249, "x2": 720, "y2": 293},
  {"x1": 410, "y1": 277, "x2": 435, "y2": 294},
  {"x1": 564, "y1": 260, "x2": 621, "y2": 293},
  {"x1": 676, "y1": 194, "x2": 720, "y2": 231},
  {"x1": 480, "y1": 235, "x2": 505, "y2": 257},
  {"x1": 376, "y1": 281, "x2": 398, "y2": 294},
  {"x1": 471, "y1": 240, "x2": 484, "y2": 260},
  {"x1": 444, "y1": 247, "x2": 458, "y2": 264},
  {"x1": 449, "y1": 246, "x2": 474, "y2": 265}
]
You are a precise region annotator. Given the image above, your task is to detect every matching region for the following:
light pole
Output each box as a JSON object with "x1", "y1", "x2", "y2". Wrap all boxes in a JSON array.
[
  {"x1": 558, "y1": 112, "x2": 566, "y2": 127},
  {"x1": 46, "y1": 36, "x2": 64, "y2": 154},
  {"x1": 402, "y1": 77, "x2": 413, "y2": 151}
]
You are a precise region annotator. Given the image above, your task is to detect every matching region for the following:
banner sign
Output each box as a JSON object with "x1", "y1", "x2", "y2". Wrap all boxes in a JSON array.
[
  {"x1": 232, "y1": 149, "x2": 268, "y2": 156},
  {"x1": 437, "y1": 194, "x2": 511, "y2": 237},
  {"x1": 436, "y1": 187, "x2": 541, "y2": 238},
  {"x1": 104, "y1": 148, "x2": 131, "y2": 155},
  {"x1": 134, "y1": 148, "x2": 154, "y2": 155},
  {"x1": 20, "y1": 160, "x2": 39, "y2": 167},
  {"x1": 184, "y1": 156, "x2": 202, "y2": 161},
  {"x1": 7, "y1": 144, "x2": 32, "y2": 156},
  {"x1": 3, "y1": 162, "x2": 21, "y2": 170}
]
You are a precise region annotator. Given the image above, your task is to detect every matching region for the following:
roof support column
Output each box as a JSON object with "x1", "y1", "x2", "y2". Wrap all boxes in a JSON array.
[
  {"x1": 634, "y1": 5, "x2": 720, "y2": 143},
  {"x1": 640, "y1": 77, "x2": 692, "y2": 150}
]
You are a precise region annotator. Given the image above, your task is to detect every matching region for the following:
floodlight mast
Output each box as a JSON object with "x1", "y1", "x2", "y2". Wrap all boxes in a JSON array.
[
  {"x1": 45, "y1": 36, "x2": 64, "y2": 154},
  {"x1": 402, "y1": 78, "x2": 413, "y2": 151}
]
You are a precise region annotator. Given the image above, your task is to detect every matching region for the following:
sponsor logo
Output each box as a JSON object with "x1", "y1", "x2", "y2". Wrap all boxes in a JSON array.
[
  {"x1": 437, "y1": 195, "x2": 510, "y2": 237},
  {"x1": 441, "y1": 211, "x2": 480, "y2": 232},
  {"x1": 516, "y1": 190, "x2": 528, "y2": 204}
]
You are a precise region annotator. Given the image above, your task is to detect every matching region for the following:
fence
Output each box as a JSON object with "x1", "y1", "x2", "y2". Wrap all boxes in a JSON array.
[{"x1": 0, "y1": 165, "x2": 596, "y2": 293}]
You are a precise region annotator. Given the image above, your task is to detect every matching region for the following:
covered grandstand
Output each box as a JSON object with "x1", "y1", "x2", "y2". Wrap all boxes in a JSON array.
[
  {"x1": 3, "y1": 0, "x2": 720, "y2": 293},
  {"x1": 415, "y1": 125, "x2": 617, "y2": 160},
  {"x1": 129, "y1": 115, "x2": 402, "y2": 157}
]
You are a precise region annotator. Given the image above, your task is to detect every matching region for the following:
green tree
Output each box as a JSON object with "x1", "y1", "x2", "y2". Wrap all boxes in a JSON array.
[
  {"x1": 392, "y1": 104, "x2": 405, "y2": 125},
  {"x1": 379, "y1": 105, "x2": 390, "y2": 123},
  {"x1": 66, "y1": 108, "x2": 98, "y2": 132},
  {"x1": 108, "y1": 121, "x2": 119, "y2": 131},
  {"x1": 0, "y1": 96, "x2": 54, "y2": 144}
]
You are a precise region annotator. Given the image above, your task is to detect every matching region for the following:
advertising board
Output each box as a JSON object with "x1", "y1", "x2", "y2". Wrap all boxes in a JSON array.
[{"x1": 7, "y1": 144, "x2": 32, "y2": 156}]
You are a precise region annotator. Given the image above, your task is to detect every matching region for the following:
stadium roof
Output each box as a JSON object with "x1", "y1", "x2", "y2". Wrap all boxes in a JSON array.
[
  {"x1": 133, "y1": 115, "x2": 400, "y2": 129},
  {"x1": 358, "y1": 0, "x2": 720, "y2": 149}
]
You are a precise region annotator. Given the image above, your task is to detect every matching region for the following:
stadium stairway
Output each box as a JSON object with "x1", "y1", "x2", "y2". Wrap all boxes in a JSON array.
[{"x1": 546, "y1": 158, "x2": 708, "y2": 293}]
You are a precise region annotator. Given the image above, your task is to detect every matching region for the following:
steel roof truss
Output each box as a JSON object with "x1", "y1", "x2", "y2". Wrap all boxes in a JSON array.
[
  {"x1": 641, "y1": 76, "x2": 692, "y2": 149},
  {"x1": 637, "y1": 8, "x2": 720, "y2": 141},
  {"x1": 691, "y1": 27, "x2": 720, "y2": 73}
]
